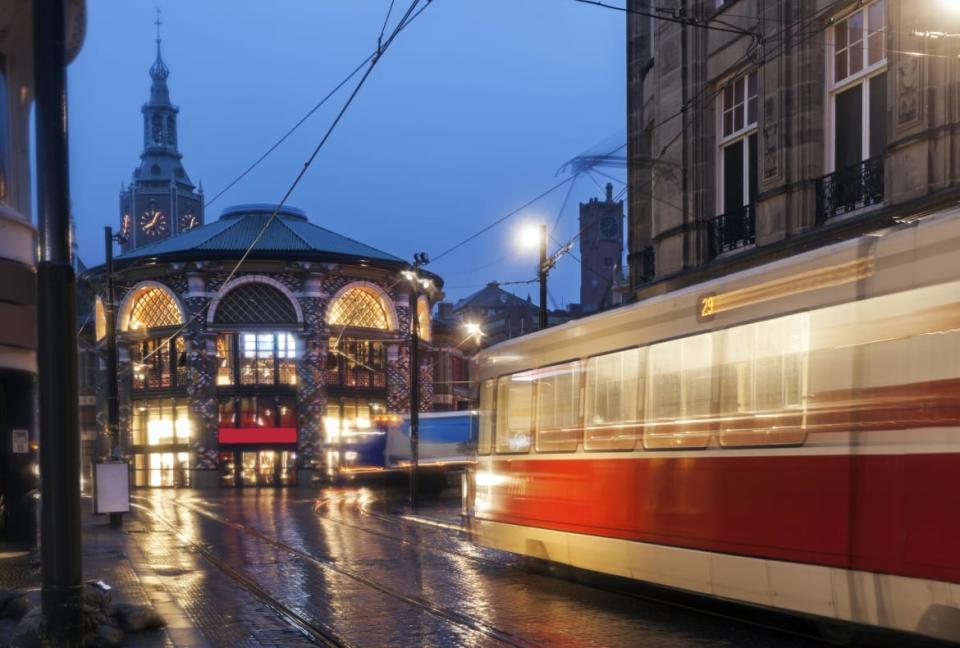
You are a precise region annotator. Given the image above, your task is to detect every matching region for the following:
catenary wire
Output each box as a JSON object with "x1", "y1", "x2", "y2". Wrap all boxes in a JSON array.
[{"x1": 120, "y1": 0, "x2": 432, "y2": 377}]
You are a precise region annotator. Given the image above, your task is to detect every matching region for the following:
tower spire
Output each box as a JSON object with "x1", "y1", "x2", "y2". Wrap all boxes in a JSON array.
[{"x1": 149, "y1": 8, "x2": 169, "y2": 83}]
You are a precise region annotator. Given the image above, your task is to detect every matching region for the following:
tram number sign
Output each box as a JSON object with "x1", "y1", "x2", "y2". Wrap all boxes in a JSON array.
[{"x1": 698, "y1": 293, "x2": 717, "y2": 322}]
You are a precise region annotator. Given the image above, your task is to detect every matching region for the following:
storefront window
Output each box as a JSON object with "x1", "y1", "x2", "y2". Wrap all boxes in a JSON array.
[
  {"x1": 228, "y1": 332, "x2": 297, "y2": 385},
  {"x1": 324, "y1": 397, "x2": 386, "y2": 442},
  {"x1": 130, "y1": 398, "x2": 193, "y2": 445},
  {"x1": 327, "y1": 338, "x2": 386, "y2": 388},
  {"x1": 226, "y1": 395, "x2": 295, "y2": 428},
  {"x1": 216, "y1": 334, "x2": 234, "y2": 385},
  {"x1": 131, "y1": 336, "x2": 185, "y2": 390}
]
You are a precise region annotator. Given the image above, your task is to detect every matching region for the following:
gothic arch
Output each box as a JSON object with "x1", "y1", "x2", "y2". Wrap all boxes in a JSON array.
[
  {"x1": 207, "y1": 275, "x2": 303, "y2": 327},
  {"x1": 118, "y1": 281, "x2": 185, "y2": 332},
  {"x1": 326, "y1": 281, "x2": 398, "y2": 332}
]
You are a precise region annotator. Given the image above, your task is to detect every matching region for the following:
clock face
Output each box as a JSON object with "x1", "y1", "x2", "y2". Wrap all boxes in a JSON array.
[
  {"x1": 599, "y1": 216, "x2": 618, "y2": 239},
  {"x1": 140, "y1": 206, "x2": 168, "y2": 237},
  {"x1": 179, "y1": 209, "x2": 198, "y2": 231}
]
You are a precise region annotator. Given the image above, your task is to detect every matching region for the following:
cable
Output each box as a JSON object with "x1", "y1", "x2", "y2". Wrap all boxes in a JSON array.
[
  {"x1": 571, "y1": 0, "x2": 757, "y2": 38},
  {"x1": 429, "y1": 175, "x2": 576, "y2": 263},
  {"x1": 122, "y1": 0, "x2": 432, "y2": 375},
  {"x1": 202, "y1": 54, "x2": 374, "y2": 210}
]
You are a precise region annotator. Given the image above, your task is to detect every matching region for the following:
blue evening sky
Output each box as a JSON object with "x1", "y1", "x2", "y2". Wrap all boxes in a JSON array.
[{"x1": 66, "y1": 0, "x2": 626, "y2": 307}]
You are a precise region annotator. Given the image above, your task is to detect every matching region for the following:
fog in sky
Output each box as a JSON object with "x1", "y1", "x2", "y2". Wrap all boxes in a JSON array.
[{"x1": 66, "y1": 0, "x2": 626, "y2": 306}]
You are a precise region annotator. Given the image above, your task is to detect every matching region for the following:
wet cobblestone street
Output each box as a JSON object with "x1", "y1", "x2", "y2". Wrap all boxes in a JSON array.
[{"x1": 127, "y1": 487, "x2": 825, "y2": 647}]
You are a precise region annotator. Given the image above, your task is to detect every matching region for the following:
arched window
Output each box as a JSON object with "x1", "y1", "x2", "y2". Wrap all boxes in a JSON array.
[
  {"x1": 417, "y1": 297, "x2": 432, "y2": 342},
  {"x1": 95, "y1": 297, "x2": 107, "y2": 341},
  {"x1": 213, "y1": 282, "x2": 298, "y2": 326},
  {"x1": 327, "y1": 286, "x2": 390, "y2": 330},
  {"x1": 125, "y1": 286, "x2": 183, "y2": 331}
]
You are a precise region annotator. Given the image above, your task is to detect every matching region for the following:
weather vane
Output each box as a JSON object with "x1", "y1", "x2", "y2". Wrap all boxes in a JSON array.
[{"x1": 154, "y1": 7, "x2": 162, "y2": 45}]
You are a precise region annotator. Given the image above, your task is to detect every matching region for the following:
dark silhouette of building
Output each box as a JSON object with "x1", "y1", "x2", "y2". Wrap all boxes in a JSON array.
[
  {"x1": 578, "y1": 183, "x2": 624, "y2": 313},
  {"x1": 118, "y1": 30, "x2": 203, "y2": 252}
]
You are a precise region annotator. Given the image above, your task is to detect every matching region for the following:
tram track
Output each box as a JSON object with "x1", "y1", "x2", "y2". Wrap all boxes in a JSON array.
[
  {"x1": 129, "y1": 500, "x2": 350, "y2": 648},
  {"x1": 132, "y1": 495, "x2": 535, "y2": 648}
]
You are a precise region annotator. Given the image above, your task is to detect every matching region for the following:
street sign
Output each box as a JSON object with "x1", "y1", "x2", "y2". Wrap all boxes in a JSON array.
[{"x1": 12, "y1": 430, "x2": 28, "y2": 454}]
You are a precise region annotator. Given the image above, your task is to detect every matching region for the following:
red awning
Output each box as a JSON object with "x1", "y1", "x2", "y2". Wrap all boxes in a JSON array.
[{"x1": 218, "y1": 427, "x2": 297, "y2": 444}]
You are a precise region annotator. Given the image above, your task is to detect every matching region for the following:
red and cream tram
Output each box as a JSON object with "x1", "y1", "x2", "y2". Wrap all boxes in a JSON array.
[{"x1": 468, "y1": 210, "x2": 960, "y2": 643}]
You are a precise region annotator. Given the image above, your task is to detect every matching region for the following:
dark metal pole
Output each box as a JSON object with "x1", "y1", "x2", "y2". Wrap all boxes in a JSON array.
[
  {"x1": 408, "y1": 284, "x2": 420, "y2": 508},
  {"x1": 34, "y1": 0, "x2": 83, "y2": 644},
  {"x1": 103, "y1": 228, "x2": 120, "y2": 457},
  {"x1": 538, "y1": 223, "x2": 548, "y2": 330},
  {"x1": 104, "y1": 228, "x2": 122, "y2": 525}
]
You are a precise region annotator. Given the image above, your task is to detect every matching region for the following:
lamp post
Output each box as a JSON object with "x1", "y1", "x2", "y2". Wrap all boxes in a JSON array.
[
  {"x1": 405, "y1": 252, "x2": 430, "y2": 508},
  {"x1": 34, "y1": 0, "x2": 83, "y2": 641},
  {"x1": 520, "y1": 223, "x2": 549, "y2": 330}
]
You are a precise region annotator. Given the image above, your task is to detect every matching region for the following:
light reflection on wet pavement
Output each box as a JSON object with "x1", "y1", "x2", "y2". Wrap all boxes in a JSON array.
[{"x1": 130, "y1": 487, "x2": 824, "y2": 647}]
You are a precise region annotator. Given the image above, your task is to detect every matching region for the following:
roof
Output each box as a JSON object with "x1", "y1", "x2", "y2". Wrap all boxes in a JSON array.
[
  {"x1": 453, "y1": 282, "x2": 534, "y2": 312},
  {"x1": 115, "y1": 203, "x2": 408, "y2": 267}
]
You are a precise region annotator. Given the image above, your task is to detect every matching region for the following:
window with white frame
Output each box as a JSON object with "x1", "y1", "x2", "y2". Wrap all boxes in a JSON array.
[
  {"x1": 718, "y1": 71, "x2": 758, "y2": 217},
  {"x1": 829, "y1": 0, "x2": 887, "y2": 173}
]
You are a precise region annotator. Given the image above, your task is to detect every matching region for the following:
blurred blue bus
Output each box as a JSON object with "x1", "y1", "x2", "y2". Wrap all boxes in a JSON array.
[{"x1": 337, "y1": 411, "x2": 476, "y2": 479}]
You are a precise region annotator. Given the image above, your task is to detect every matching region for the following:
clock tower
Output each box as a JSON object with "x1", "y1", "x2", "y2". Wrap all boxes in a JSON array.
[
  {"x1": 578, "y1": 183, "x2": 624, "y2": 313},
  {"x1": 119, "y1": 15, "x2": 203, "y2": 252}
]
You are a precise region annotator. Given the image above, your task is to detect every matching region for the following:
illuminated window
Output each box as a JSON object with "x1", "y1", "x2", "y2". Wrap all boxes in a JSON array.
[
  {"x1": 534, "y1": 362, "x2": 582, "y2": 452},
  {"x1": 478, "y1": 379, "x2": 495, "y2": 455},
  {"x1": 327, "y1": 337, "x2": 386, "y2": 388},
  {"x1": 95, "y1": 298, "x2": 107, "y2": 341},
  {"x1": 327, "y1": 287, "x2": 390, "y2": 330},
  {"x1": 126, "y1": 286, "x2": 182, "y2": 331},
  {"x1": 718, "y1": 314, "x2": 809, "y2": 447},
  {"x1": 216, "y1": 334, "x2": 235, "y2": 385},
  {"x1": 235, "y1": 332, "x2": 297, "y2": 386},
  {"x1": 584, "y1": 348, "x2": 644, "y2": 451},
  {"x1": 131, "y1": 398, "x2": 192, "y2": 446},
  {"x1": 131, "y1": 336, "x2": 185, "y2": 390},
  {"x1": 495, "y1": 373, "x2": 533, "y2": 454},
  {"x1": 644, "y1": 334, "x2": 713, "y2": 449}
]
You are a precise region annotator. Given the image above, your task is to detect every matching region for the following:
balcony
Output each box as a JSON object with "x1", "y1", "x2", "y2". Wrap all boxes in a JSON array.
[
  {"x1": 816, "y1": 156, "x2": 884, "y2": 222},
  {"x1": 709, "y1": 204, "x2": 756, "y2": 257}
]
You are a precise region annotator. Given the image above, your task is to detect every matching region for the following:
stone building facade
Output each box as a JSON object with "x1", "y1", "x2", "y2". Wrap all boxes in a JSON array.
[
  {"x1": 579, "y1": 183, "x2": 625, "y2": 313},
  {"x1": 92, "y1": 204, "x2": 440, "y2": 488},
  {"x1": 627, "y1": 0, "x2": 960, "y2": 296}
]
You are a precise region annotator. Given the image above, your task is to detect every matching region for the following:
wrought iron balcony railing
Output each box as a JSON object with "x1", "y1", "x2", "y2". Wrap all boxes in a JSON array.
[
  {"x1": 709, "y1": 204, "x2": 756, "y2": 257},
  {"x1": 816, "y1": 156, "x2": 884, "y2": 222}
]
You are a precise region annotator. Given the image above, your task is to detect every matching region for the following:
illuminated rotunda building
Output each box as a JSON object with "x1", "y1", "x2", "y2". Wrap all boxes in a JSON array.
[{"x1": 93, "y1": 40, "x2": 439, "y2": 488}]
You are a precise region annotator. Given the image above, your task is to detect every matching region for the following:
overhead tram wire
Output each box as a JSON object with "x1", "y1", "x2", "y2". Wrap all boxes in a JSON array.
[
  {"x1": 571, "y1": 0, "x2": 758, "y2": 38},
  {"x1": 428, "y1": 0, "x2": 825, "y2": 282},
  {"x1": 123, "y1": 0, "x2": 432, "y2": 375},
  {"x1": 103, "y1": 2, "x2": 438, "y2": 287}
]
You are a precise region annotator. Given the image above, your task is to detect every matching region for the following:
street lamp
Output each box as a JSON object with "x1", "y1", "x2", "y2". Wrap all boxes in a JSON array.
[
  {"x1": 519, "y1": 223, "x2": 548, "y2": 330},
  {"x1": 404, "y1": 252, "x2": 430, "y2": 508}
]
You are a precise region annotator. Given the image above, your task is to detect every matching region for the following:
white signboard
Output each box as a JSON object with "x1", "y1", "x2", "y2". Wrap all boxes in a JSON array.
[
  {"x1": 11, "y1": 430, "x2": 28, "y2": 454},
  {"x1": 94, "y1": 462, "x2": 130, "y2": 514}
]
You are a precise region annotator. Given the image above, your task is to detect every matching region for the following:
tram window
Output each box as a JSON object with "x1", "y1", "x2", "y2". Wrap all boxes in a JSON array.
[
  {"x1": 644, "y1": 335, "x2": 712, "y2": 449},
  {"x1": 584, "y1": 348, "x2": 643, "y2": 451},
  {"x1": 495, "y1": 373, "x2": 533, "y2": 453},
  {"x1": 718, "y1": 315, "x2": 809, "y2": 447},
  {"x1": 478, "y1": 379, "x2": 496, "y2": 455},
  {"x1": 535, "y1": 361, "x2": 582, "y2": 452}
]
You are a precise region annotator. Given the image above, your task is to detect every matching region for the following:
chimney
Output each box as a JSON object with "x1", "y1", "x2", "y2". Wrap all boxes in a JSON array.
[{"x1": 605, "y1": 183, "x2": 613, "y2": 202}]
